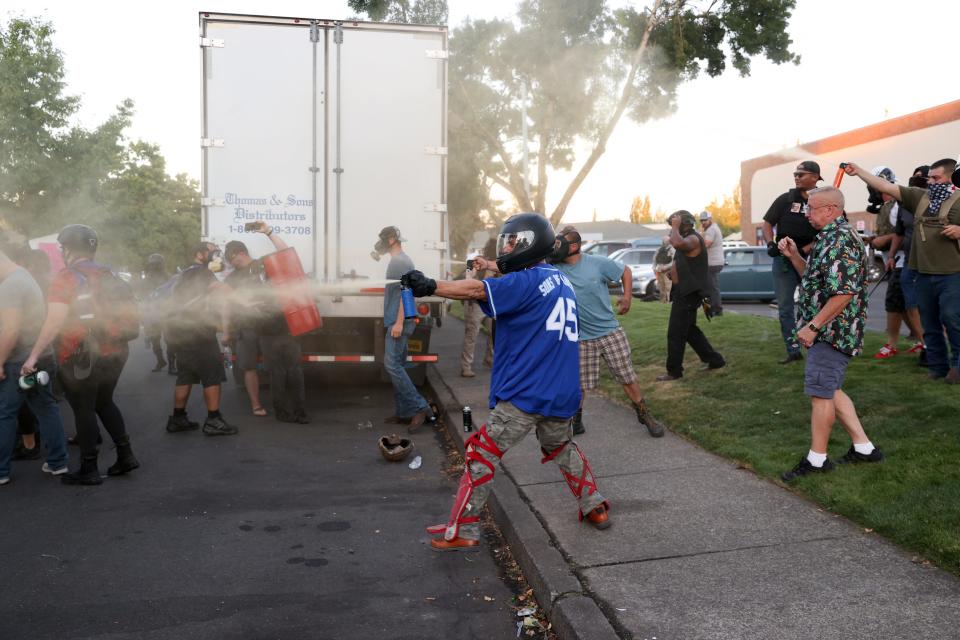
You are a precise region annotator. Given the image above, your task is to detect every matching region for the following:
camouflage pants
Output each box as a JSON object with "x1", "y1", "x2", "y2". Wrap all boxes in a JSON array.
[
  {"x1": 457, "y1": 401, "x2": 606, "y2": 540},
  {"x1": 460, "y1": 300, "x2": 494, "y2": 372}
]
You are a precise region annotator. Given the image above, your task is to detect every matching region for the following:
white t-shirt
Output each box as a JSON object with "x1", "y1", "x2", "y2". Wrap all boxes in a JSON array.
[{"x1": 702, "y1": 223, "x2": 725, "y2": 267}]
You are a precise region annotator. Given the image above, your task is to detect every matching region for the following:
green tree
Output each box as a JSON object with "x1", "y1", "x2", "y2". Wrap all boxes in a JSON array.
[
  {"x1": 448, "y1": 0, "x2": 798, "y2": 225},
  {"x1": 347, "y1": 0, "x2": 447, "y2": 24}
]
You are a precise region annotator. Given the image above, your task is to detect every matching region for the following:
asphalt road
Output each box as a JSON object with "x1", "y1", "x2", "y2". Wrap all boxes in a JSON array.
[{"x1": 0, "y1": 345, "x2": 519, "y2": 640}]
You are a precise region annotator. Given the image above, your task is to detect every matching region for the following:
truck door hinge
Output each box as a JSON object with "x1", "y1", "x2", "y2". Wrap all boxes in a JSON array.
[
  {"x1": 333, "y1": 23, "x2": 344, "y2": 45},
  {"x1": 310, "y1": 22, "x2": 320, "y2": 43},
  {"x1": 423, "y1": 203, "x2": 447, "y2": 213},
  {"x1": 423, "y1": 241, "x2": 448, "y2": 251},
  {"x1": 201, "y1": 197, "x2": 225, "y2": 207},
  {"x1": 201, "y1": 138, "x2": 224, "y2": 148},
  {"x1": 425, "y1": 50, "x2": 448, "y2": 59},
  {"x1": 200, "y1": 37, "x2": 224, "y2": 48},
  {"x1": 424, "y1": 146, "x2": 448, "y2": 156}
]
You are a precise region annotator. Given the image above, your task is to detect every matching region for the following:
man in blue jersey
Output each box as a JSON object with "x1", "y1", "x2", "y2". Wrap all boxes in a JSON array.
[{"x1": 403, "y1": 213, "x2": 611, "y2": 551}]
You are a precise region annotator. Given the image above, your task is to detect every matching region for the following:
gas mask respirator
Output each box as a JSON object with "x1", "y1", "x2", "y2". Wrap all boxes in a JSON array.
[{"x1": 205, "y1": 250, "x2": 224, "y2": 273}]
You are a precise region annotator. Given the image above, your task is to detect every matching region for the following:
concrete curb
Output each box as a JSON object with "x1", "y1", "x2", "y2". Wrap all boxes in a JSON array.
[{"x1": 425, "y1": 364, "x2": 619, "y2": 640}]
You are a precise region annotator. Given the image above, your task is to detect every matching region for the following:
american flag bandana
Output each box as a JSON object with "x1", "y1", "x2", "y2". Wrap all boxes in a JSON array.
[{"x1": 927, "y1": 183, "x2": 957, "y2": 216}]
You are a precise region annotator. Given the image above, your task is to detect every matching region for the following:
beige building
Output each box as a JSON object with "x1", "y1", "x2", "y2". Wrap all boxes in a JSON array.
[{"x1": 741, "y1": 100, "x2": 960, "y2": 244}]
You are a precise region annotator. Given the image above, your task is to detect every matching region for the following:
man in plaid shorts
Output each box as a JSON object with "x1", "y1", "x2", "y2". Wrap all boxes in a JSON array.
[{"x1": 554, "y1": 226, "x2": 664, "y2": 437}]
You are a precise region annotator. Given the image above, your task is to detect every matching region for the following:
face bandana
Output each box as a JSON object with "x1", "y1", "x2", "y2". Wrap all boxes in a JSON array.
[{"x1": 927, "y1": 182, "x2": 957, "y2": 216}]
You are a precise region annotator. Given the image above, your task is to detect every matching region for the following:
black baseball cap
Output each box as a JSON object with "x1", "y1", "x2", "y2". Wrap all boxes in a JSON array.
[{"x1": 796, "y1": 161, "x2": 823, "y2": 180}]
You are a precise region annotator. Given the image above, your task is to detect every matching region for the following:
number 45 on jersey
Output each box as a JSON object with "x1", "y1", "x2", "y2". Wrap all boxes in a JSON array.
[{"x1": 546, "y1": 298, "x2": 578, "y2": 342}]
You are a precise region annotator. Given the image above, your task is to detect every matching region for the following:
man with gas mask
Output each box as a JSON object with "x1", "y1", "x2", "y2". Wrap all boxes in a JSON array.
[
  {"x1": 164, "y1": 242, "x2": 238, "y2": 436},
  {"x1": 140, "y1": 253, "x2": 172, "y2": 372},
  {"x1": 844, "y1": 159, "x2": 960, "y2": 384},
  {"x1": 657, "y1": 211, "x2": 726, "y2": 381},
  {"x1": 402, "y1": 213, "x2": 612, "y2": 552},
  {"x1": 762, "y1": 161, "x2": 822, "y2": 364},
  {"x1": 20, "y1": 225, "x2": 139, "y2": 485},
  {"x1": 865, "y1": 167, "x2": 924, "y2": 361},
  {"x1": 373, "y1": 226, "x2": 434, "y2": 430},
  {"x1": 551, "y1": 225, "x2": 663, "y2": 437}
]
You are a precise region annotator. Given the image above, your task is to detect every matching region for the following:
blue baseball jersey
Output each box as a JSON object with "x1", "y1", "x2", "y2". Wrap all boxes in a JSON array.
[{"x1": 478, "y1": 265, "x2": 581, "y2": 418}]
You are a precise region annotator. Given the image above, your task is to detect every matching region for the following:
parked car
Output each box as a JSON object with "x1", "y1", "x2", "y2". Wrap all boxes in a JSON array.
[
  {"x1": 581, "y1": 240, "x2": 633, "y2": 258},
  {"x1": 718, "y1": 246, "x2": 775, "y2": 302},
  {"x1": 608, "y1": 246, "x2": 659, "y2": 299}
]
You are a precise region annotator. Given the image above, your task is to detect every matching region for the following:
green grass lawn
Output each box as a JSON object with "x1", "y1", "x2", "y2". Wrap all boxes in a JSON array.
[
  {"x1": 598, "y1": 302, "x2": 960, "y2": 576},
  {"x1": 446, "y1": 298, "x2": 959, "y2": 575}
]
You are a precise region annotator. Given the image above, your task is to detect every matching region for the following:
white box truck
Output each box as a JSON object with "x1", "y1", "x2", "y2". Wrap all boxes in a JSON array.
[{"x1": 199, "y1": 12, "x2": 448, "y2": 381}]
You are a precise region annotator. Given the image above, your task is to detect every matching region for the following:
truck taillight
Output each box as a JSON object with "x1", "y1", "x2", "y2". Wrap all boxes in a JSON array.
[{"x1": 417, "y1": 303, "x2": 430, "y2": 317}]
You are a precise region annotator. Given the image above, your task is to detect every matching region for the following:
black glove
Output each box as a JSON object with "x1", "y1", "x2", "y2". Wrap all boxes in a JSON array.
[
  {"x1": 766, "y1": 240, "x2": 781, "y2": 258},
  {"x1": 401, "y1": 270, "x2": 437, "y2": 297}
]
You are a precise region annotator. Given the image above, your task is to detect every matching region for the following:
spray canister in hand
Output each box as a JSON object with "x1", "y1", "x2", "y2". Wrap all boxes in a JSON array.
[
  {"x1": 462, "y1": 406, "x2": 473, "y2": 432},
  {"x1": 400, "y1": 284, "x2": 417, "y2": 319},
  {"x1": 19, "y1": 370, "x2": 50, "y2": 392}
]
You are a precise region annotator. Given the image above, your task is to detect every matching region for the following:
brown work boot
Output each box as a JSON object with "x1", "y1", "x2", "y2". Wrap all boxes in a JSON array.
[
  {"x1": 430, "y1": 536, "x2": 480, "y2": 552},
  {"x1": 407, "y1": 408, "x2": 436, "y2": 433},
  {"x1": 585, "y1": 504, "x2": 612, "y2": 530},
  {"x1": 634, "y1": 400, "x2": 664, "y2": 438}
]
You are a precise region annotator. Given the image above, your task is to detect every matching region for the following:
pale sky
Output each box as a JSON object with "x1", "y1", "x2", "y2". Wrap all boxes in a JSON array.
[{"x1": 6, "y1": 0, "x2": 959, "y2": 222}]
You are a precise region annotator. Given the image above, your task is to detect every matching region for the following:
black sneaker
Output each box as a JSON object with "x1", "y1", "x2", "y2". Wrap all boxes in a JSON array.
[
  {"x1": 781, "y1": 456, "x2": 835, "y2": 481},
  {"x1": 166, "y1": 414, "x2": 199, "y2": 433},
  {"x1": 778, "y1": 352, "x2": 803, "y2": 365},
  {"x1": 203, "y1": 415, "x2": 238, "y2": 436},
  {"x1": 12, "y1": 444, "x2": 41, "y2": 461},
  {"x1": 836, "y1": 445, "x2": 884, "y2": 465}
]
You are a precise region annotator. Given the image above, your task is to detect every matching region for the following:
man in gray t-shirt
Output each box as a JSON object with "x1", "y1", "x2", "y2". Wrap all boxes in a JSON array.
[
  {"x1": 700, "y1": 211, "x2": 725, "y2": 317},
  {"x1": 0, "y1": 249, "x2": 68, "y2": 483}
]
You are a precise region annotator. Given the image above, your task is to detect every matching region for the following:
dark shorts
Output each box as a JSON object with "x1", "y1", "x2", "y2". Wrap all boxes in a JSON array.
[
  {"x1": 884, "y1": 268, "x2": 905, "y2": 313},
  {"x1": 175, "y1": 340, "x2": 226, "y2": 388},
  {"x1": 235, "y1": 329, "x2": 260, "y2": 371},
  {"x1": 804, "y1": 342, "x2": 851, "y2": 399}
]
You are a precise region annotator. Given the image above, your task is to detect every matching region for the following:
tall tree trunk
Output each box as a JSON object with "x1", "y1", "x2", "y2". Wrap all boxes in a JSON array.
[{"x1": 549, "y1": 0, "x2": 663, "y2": 226}]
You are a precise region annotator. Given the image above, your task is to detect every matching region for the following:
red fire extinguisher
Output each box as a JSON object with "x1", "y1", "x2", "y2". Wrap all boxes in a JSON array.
[{"x1": 261, "y1": 248, "x2": 322, "y2": 336}]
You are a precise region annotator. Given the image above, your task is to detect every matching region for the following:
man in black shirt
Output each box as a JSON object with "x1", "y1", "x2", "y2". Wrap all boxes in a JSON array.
[
  {"x1": 656, "y1": 211, "x2": 725, "y2": 381},
  {"x1": 762, "y1": 160, "x2": 821, "y2": 364},
  {"x1": 165, "y1": 242, "x2": 237, "y2": 436}
]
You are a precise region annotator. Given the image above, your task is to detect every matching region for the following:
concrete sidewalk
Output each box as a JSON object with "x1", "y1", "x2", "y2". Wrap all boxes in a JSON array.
[{"x1": 425, "y1": 316, "x2": 960, "y2": 640}]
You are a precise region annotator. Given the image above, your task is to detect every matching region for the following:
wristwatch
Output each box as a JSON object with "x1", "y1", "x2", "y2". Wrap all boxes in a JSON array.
[{"x1": 807, "y1": 322, "x2": 819, "y2": 332}]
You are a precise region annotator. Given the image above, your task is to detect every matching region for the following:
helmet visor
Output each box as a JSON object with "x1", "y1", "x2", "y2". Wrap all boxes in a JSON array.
[{"x1": 497, "y1": 230, "x2": 536, "y2": 257}]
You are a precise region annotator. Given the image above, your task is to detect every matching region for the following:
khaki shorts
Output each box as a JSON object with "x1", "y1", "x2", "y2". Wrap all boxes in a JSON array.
[{"x1": 579, "y1": 327, "x2": 637, "y2": 390}]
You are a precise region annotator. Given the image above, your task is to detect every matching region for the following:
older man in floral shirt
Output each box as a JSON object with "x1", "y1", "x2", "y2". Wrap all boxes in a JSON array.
[{"x1": 777, "y1": 186, "x2": 884, "y2": 481}]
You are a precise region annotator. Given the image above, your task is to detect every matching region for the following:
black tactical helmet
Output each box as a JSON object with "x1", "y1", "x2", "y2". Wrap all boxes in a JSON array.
[
  {"x1": 57, "y1": 224, "x2": 98, "y2": 255},
  {"x1": 667, "y1": 210, "x2": 697, "y2": 232},
  {"x1": 495, "y1": 213, "x2": 557, "y2": 274}
]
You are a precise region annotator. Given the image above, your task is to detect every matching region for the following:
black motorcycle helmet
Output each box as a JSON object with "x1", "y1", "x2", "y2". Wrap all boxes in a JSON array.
[
  {"x1": 57, "y1": 224, "x2": 99, "y2": 256},
  {"x1": 495, "y1": 213, "x2": 557, "y2": 274}
]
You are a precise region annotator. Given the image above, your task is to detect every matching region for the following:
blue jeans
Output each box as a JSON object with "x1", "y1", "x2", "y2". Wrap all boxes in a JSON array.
[
  {"x1": 0, "y1": 359, "x2": 68, "y2": 478},
  {"x1": 915, "y1": 272, "x2": 960, "y2": 376},
  {"x1": 384, "y1": 319, "x2": 429, "y2": 418},
  {"x1": 772, "y1": 256, "x2": 802, "y2": 354},
  {"x1": 900, "y1": 264, "x2": 919, "y2": 310}
]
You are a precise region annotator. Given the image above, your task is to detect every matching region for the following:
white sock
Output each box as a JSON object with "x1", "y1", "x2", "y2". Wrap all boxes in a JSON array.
[
  {"x1": 806, "y1": 450, "x2": 827, "y2": 467},
  {"x1": 854, "y1": 441, "x2": 875, "y2": 455}
]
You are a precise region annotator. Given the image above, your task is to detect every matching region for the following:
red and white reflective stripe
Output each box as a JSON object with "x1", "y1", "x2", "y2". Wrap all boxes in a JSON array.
[{"x1": 300, "y1": 354, "x2": 439, "y2": 363}]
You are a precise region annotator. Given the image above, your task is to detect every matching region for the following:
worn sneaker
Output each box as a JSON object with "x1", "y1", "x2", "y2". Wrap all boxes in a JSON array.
[
  {"x1": 778, "y1": 352, "x2": 803, "y2": 365},
  {"x1": 41, "y1": 463, "x2": 69, "y2": 476},
  {"x1": 203, "y1": 415, "x2": 238, "y2": 436},
  {"x1": 873, "y1": 344, "x2": 898, "y2": 359},
  {"x1": 781, "y1": 456, "x2": 835, "y2": 481},
  {"x1": 836, "y1": 446, "x2": 884, "y2": 465},
  {"x1": 12, "y1": 444, "x2": 41, "y2": 460},
  {"x1": 166, "y1": 414, "x2": 199, "y2": 433},
  {"x1": 907, "y1": 341, "x2": 925, "y2": 354},
  {"x1": 0, "y1": 477, "x2": 10, "y2": 486}
]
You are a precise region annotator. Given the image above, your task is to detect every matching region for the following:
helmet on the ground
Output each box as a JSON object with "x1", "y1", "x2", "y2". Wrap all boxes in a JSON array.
[
  {"x1": 379, "y1": 434, "x2": 413, "y2": 462},
  {"x1": 57, "y1": 224, "x2": 99, "y2": 255},
  {"x1": 495, "y1": 213, "x2": 557, "y2": 274}
]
